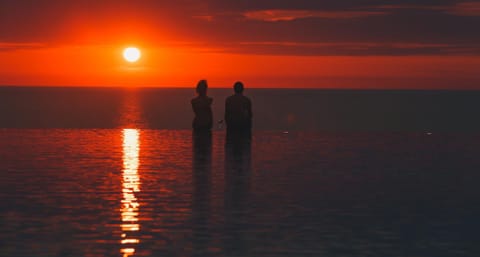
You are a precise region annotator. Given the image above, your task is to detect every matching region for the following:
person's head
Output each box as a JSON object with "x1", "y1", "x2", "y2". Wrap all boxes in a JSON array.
[
  {"x1": 233, "y1": 81, "x2": 244, "y2": 94},
  {"x1": 196, "y1": 80, "x2": 208, "y2": 96}
]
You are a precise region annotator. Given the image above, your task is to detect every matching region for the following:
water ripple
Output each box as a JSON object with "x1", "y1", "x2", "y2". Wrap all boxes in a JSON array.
[{"x1": 0, "y1": 129, "x2": 479, "y2": 256}]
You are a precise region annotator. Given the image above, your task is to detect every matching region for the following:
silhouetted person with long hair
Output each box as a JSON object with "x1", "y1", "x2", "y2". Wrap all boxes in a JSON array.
[
  {"x1": 225, "y1": 81, "x2": 252, "y2": 140},
  {"x1": 191, "y1": 80, "x2": 213, "y2": 132}
]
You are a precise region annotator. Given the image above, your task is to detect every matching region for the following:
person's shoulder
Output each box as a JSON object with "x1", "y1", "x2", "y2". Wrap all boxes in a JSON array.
[
  {"x1": 226, "y1": 95, "x2": 235, "y2": 101},
  {"x1": 242, "y1": 95, "x2": 251, "y2": 102}
]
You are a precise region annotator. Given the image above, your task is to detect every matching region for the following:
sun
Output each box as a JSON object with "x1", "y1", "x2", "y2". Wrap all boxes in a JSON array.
[{"x1": 123, "y1": 47, "x2": 141, "y2": 63}]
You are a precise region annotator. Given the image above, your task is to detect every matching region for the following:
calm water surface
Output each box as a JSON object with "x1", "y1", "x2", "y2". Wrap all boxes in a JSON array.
[
  {"x1": 1, "y1": 129, "x2": 479, "y2": 257},
  {"x1": 1, "y1": 87, "x2": 479, "y2": 256}
]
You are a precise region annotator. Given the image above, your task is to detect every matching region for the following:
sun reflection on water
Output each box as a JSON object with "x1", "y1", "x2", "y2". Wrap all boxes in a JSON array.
[{"x1": 121, "y1": 129, "x2": 141, "y2": 257}]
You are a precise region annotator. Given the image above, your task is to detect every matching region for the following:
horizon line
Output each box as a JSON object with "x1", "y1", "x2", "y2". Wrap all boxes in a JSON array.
[{"x1": 1, "y1": 85, "x2": 479, "y2": 91}]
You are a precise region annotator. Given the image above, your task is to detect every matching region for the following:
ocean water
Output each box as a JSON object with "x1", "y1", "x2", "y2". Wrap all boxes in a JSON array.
[
  {"x1": 1, "y1": 87, "x2": 479, "y2": 257},
  {"x1": 1, "y1": 87, "x2": 480, "y2": 131}
]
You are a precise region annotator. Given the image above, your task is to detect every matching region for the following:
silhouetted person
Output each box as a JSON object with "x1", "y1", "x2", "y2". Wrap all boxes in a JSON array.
[
  {"x1": 225, "y1": 81, "x2": 252, "y2": 138},
  {"x1": 191, "y1": 80, "x2": 213, "y2": 132}
]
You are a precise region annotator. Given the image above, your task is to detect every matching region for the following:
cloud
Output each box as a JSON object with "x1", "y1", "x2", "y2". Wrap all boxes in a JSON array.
[
  {"x1": 375, "y1": 1, "x2": 480, "y2": 16},
  {"x1": 0, "y1": 42, "x2": 46, "y2": 51},
  {"x1": 0, "y1": 1, "x2": 478, "y2": 56},
  {"x1": 448, "y1": 1, "x2": 480, "y2": 16},
  {"x1": 243, "y1": 9, "x2": 388, "y2": 21},
  {"x1": 192, "y1": 15, "x2": 215, "y2": 22},
  {"x1": 230, "y1": 41, "x2": 480, "y2": 56}
]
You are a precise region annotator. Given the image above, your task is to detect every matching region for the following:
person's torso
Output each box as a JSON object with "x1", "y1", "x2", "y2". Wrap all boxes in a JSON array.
[
  {"x1": 226, "y1": 95, "x2": 251, "y2": 123},
  {"x1": 192, "y1": 96, "x2": 213, "y2": 128}
]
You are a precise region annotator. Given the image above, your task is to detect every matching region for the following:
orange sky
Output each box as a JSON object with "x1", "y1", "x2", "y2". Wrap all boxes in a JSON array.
[
  {"x1": 1, "y1": 0, "x2": 479, "y2": 89},
  {"x1": 1, "y1": 45, "x2": 479, "y2": 88}
]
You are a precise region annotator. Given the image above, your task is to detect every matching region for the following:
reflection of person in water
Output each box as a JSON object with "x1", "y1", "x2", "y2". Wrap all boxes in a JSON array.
[
  {"x1": 191, "y1": 80, "x2": 213, "y2": 132},
  {"x1": 192, "y1": 130, "x2": 212, "y2": 257},
  {"x1": 224, "y1": 133, "x2": 251, "y2": 256},
  {"x1": 225, "y1": 81, "x2": 252, "y2": 138}
]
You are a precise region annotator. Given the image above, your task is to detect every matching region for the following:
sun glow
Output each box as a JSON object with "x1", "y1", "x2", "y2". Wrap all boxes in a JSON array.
[{"x1": 123, "y1": 47, "x2": 141, "y2": 63}]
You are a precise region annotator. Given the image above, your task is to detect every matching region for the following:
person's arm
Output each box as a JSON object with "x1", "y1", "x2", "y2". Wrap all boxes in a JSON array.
[
  {"x1": 247, "y1": 99, "x2": 253, "y2": 129},
  {"x1": 247, "y1": 99, "x2": 253, "y2": 120},
  {"x1": 191, "y1": 99, "x2": 198, "y2": 115},
  {"x1": 225, "y1": 99, "x2": 231, "y2": 125}
]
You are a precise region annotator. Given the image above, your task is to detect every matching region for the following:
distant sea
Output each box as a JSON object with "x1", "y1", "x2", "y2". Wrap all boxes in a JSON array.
[
  {"x1": 1, "y1": 86, "x2": 479, "y2": 257},
  {"x1": 1, "y1": 86, "x2": 480, "y2": 131}
]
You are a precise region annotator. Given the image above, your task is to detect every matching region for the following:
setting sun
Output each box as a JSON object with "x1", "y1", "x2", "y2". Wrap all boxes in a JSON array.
[{"x1": 123, "y1": 47, "x2": 141, "y2": 63}]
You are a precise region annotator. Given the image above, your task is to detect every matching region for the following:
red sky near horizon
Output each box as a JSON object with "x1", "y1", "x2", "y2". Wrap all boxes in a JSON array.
[{"x1": 1, "y1": 0, "x2": 479, "y2": 89}]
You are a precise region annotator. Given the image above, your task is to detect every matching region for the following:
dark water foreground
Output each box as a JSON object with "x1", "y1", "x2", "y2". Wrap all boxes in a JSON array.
[{"x1": 0, "y1": 129, "x2": 479, "y2": 257}]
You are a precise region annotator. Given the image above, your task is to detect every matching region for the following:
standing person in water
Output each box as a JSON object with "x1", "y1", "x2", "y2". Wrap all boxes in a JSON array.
[
  {"x1": 191, "y1": 80, "x2": 213, "y2": 132},
  {"x1": 225, "y1": 81, "x2": 252, "y2": 137}
]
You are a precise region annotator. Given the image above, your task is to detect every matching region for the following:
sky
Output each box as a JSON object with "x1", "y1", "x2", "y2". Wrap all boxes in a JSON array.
[{"x1": 0, "y1": 0, "x2": 479, "y2": 88}]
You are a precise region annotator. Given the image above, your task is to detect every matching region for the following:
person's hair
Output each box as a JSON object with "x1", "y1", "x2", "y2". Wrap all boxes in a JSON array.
[
  {"x1": 233, "y1": 81, "x2": 244, "y2": 94},
  {"x1": 196, "y1": 80, "x2": 208, "y2": 96}
]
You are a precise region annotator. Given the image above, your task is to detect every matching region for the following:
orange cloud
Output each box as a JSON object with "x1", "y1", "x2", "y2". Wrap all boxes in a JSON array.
[
  {"x1": 243, "y1": 9, "x2": 387, "y2": 22},
  {"x1": 239, "y1": 42, "x2": 453, "y2": 49},
  {"x1": 192, "y1": 15, "x2": 215, "y2": 22},
  {"x1": 0, "y1": 42, "x2": 46, "y2": 51},
  {"x1": 232, "y1": 41, "x2": 479, "y2": 56}
]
